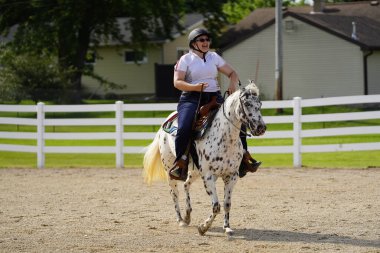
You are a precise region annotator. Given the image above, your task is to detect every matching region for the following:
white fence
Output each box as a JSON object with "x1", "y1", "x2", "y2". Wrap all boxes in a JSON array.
[{"x1": 0, "y1": 95, "x2": 380, "y2": 168}]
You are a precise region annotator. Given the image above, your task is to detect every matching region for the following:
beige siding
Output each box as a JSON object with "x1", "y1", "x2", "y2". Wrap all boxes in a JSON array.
[
  {"x1": 222, "y1": 16, "x2": 365, "y2": 99},
  {"x1": 82, "y1": 46, "x2": 162, "y2": 96},
  {"x1": 163, "y1": 35, "x2": 189, "y2": 64},
  {"x1": 367, "y1": 51, "x2": 380, "y2": 94},
  {"x1": 283, "y1": 17, "x2": 363, "y2": 99},
  {"x1": 221, "y1": 27, "x2": 276, "y2": 100}
]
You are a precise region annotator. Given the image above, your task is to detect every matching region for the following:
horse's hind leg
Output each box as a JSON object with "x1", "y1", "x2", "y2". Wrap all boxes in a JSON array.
[
  {"x1": 182, "y1": 171, "x2": 199, "y2": 226},
  {"x1": 169, "y1": 179, "x2": 184, "y2": 225},
  {"x1": 198, "y1": 175, "x2": 220, "y2": 235}
]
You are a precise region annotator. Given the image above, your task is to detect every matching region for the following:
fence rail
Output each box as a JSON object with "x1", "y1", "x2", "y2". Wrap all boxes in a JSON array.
[{"x1": 0, "y1": 94, "x2": 380, "y2": 168}]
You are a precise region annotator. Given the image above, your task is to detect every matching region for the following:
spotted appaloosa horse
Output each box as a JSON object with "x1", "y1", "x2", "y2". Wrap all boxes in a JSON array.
[{"x1": 143, "y1": 81, "x2": 266, "y2": 237}]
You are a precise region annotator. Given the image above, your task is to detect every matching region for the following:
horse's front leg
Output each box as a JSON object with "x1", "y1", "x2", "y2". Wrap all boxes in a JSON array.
[
  {"x1": 198, "y1": 174, "x2": 220, "y2": 236},
  {"x1": 222, "y1": 173, "x2": 238, "y2": 237}
]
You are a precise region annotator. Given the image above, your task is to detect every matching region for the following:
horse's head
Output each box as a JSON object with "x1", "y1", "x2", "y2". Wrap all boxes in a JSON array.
[{"x1": 237, "y1": 81, "x2": 266, "y2": 136}]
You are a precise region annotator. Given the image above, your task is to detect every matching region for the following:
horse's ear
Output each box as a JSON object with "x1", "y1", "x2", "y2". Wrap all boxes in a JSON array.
[{"x1": 248, "y1": 80, "x2": 260, "y2": 96}]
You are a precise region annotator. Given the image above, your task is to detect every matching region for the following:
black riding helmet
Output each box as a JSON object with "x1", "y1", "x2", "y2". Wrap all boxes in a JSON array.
[
  {"x1": 188, "y1": 28, "x2": 210, "y2": 62},
  {"x1": 188, "y1": 28, "x2": 210, "y2": 49}
]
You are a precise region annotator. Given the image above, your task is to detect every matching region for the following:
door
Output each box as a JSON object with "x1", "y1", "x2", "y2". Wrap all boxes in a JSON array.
[{"x1": 155, "y1": 63, "x2": 181, "y2": 101}]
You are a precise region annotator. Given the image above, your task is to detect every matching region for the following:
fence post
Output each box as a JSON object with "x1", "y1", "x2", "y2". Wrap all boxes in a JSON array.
[
  {"x1": 37, "y1": 102, "x2": 45, "y2": 169},
  {"x1": 293, "y1": 97, "x2": 302, "y2": 167},
  {"x1": 115, "y1": 101, "x2": 124, "y2": 168}
]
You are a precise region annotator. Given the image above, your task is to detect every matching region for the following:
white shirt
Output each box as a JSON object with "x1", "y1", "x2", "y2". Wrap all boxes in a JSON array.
[{"x1": 174, "y1": 50, "x2": 226, "y2": 92}]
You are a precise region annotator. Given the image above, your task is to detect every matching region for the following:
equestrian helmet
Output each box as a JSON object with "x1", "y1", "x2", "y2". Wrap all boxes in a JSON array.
[{"x1": 188, "y1": 28, "x2": 210, "y2": 48}]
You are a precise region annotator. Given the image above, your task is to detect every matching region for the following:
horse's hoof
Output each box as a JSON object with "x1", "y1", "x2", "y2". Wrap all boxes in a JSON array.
[
  {"x1": 197, "y1": 225, "x2": 206, "y2": 236},
  {"x1": 224, "y1": 227, "x2": 234, "y2": 238},
  {"x1": 179, "y1": 220, "x2": 188, "y2": 227},
  {"x1": 183, "y1": 217, "x2": 191, "y2": 226}
]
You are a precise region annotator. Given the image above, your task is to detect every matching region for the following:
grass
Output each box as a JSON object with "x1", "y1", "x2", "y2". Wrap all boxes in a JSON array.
[
  {"x1": 1, "y1": 151, "x2": 379, "y2": 169},
  {"x1": 0, "y1": 104, "x2": 379, "y2": 169}
]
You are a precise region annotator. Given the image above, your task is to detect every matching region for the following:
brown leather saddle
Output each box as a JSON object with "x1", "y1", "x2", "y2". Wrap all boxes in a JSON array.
[{"x1": 162, "y1": 96, "x2": 221, "y2": 140}]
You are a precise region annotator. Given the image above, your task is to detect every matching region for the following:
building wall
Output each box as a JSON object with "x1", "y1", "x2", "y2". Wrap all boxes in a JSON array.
[
  {"x1": 82, "y1": 31, "x2": 195, "y2": 97},
  {"x1": 367, "y1": 51, "x2": 380, "y2": 95},
  {"x1": 221, "y1": 26, "x2": 276, "y2": 100},
  {"x1": 222, "y1": 16, "x2": 365, "y2": 99},
  {"x1": 82, "y1": 45, "x2": 162, "y2": 97},
  {"x1": 283, "y1": 17, "x2": 363, "y2": 99},
  {"x1": 163, "y1": 34, "x2": 189, "y2": 65}
]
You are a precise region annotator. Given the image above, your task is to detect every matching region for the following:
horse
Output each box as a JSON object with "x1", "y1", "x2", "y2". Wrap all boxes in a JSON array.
[{"x1": 143, "y1": 81, "x2": 266, "y2": 237}]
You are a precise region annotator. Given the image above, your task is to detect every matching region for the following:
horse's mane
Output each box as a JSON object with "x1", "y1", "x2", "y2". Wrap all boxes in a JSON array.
[{"x1": 243, "y1": 80, "x2": 260, "y2": 95}]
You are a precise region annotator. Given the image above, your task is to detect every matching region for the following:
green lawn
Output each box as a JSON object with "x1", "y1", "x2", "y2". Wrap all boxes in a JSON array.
[{"x1": 1, "y1": 151, "x2": 379, "y2": 169}]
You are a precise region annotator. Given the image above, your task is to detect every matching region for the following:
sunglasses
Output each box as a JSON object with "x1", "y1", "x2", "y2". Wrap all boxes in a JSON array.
[{"x1": 195, "y1": 38, "x2": 211, "y2": 42}]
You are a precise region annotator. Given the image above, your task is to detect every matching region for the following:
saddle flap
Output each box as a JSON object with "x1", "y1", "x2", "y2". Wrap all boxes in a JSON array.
[{"x1": 193, "y1": 108, "x2": 219, "y2": 140}]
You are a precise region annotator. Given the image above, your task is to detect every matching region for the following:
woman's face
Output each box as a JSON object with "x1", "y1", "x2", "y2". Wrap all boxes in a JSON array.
[{"x1": 193, "y1": 35, "x2": 211, "y2": 52}]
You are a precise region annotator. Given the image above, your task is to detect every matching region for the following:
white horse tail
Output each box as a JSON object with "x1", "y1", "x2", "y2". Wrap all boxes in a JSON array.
[{"x1": 142, "y1": 132, "x2": 167, "y2": 185}]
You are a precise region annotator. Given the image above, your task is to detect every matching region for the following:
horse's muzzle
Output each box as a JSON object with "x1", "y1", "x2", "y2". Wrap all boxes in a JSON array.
[{"x1": 253, "y1": 124, "x2": 266, "y2": 136}]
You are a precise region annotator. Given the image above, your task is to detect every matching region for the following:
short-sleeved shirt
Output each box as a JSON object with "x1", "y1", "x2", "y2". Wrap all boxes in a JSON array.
[{"x1": 174, "y1": 50, "x2": 226, "y2": 92}]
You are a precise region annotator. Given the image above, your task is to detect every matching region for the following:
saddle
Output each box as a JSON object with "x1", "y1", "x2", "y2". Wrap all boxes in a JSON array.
[{"x1": 162, "y1": 96, "x2": 221, "y2": 140}]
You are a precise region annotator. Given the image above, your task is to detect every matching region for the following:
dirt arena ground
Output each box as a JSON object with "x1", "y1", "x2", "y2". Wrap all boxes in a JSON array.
[{"x1": 0, "y1": 167, "x2": 379, "y2": 253}]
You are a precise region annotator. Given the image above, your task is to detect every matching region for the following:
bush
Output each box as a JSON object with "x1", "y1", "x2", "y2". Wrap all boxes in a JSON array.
[{"x1": 0, "y1": 48, "x2": 73, "y2": 103}]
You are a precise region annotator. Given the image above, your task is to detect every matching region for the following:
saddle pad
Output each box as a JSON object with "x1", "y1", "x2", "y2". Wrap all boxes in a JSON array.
[
  {"x1": 162, "y1": 112, "x2": 178, "y2": 136},
  {"x1": 162, "y1": 109, "x2": 218, "y2": 140}
]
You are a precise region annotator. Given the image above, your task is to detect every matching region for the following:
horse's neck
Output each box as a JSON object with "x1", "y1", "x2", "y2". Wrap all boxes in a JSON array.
[{"x1": 216, "y1": 95, "x2": 242, "y2": 140}]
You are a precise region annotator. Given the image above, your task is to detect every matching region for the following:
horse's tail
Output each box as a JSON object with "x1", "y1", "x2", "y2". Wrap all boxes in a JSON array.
[{"x1": 142, "y1": 131, "x2": 168, "y2": 185}]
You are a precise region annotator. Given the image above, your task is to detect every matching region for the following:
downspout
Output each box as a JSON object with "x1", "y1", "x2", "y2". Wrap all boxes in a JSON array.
[{"x1": 363, "y1": 50, "x2": 373, "y2": 95}]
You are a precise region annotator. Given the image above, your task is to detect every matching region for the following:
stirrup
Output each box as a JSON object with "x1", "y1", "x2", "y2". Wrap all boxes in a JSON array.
[{"x1": 169, "y1": 159, "x2": 188, "y2": 181}]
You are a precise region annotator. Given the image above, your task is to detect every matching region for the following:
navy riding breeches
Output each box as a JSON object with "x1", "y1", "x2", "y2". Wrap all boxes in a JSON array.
[{"x1": 175, "y1": 91, "x2": 223, "y2": 161}]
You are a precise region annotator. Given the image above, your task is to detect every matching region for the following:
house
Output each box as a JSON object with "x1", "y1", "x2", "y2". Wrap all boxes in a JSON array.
[
  {"x1": 82, "y1": 13, "x2": 204, "y2": 100},
  {"x1": 218, "y1": 0, "x2": 380, "y2": 99}
]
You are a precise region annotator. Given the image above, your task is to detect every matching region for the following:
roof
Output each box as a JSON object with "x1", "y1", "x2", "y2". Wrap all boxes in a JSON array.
[{"x1": 219, "y1": 1, "x2": 380, "y2": 50}]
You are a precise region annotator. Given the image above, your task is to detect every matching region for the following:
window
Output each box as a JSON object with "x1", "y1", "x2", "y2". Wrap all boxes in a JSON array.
[
  {"x1": 124, "y1": 50, "x2": 147, "y2": 64},
  {"x1": 177, "y1": 48, "x2": 189, "y2": 60}
]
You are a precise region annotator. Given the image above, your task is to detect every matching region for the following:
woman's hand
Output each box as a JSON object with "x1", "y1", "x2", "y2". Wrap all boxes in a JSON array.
[{"x1": 194, "y1": 82, "x2": 208, "y2": 92}]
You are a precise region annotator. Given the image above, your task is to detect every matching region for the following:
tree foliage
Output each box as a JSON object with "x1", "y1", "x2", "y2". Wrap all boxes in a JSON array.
[
  {"x1": 0, "y1": 47, "x2": 73, "y2": 103},
  {"x1": 0, "y1": 0, "x2": 230, "y2": 103},
  {"x1": 223, "y1": 0, "x2": 304, "y2": 24}
]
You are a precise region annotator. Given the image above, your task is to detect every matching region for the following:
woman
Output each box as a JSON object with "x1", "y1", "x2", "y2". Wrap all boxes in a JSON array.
[{"x1": 169, "y1": 28, "x2": 261, "y2": 181}]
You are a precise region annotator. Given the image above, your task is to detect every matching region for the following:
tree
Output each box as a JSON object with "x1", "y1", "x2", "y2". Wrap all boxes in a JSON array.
[
  {"x1": 0, "y1": 0, "x2": 230, "y2": 103},
  {"x1": 0, "y1": 47, "x2": 73, "y2": 103},
  {"x1": 222, "y1": 0, "x2": 302, "y2": 24}
]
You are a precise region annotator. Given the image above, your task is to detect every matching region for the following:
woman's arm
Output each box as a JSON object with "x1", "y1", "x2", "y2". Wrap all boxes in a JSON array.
[
  {"x1": 173, "y1": 70, "x2": 208, "y2": 92},
  {"x1": 218, "y1": 63, "x2": 239, "y2": 94}
]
